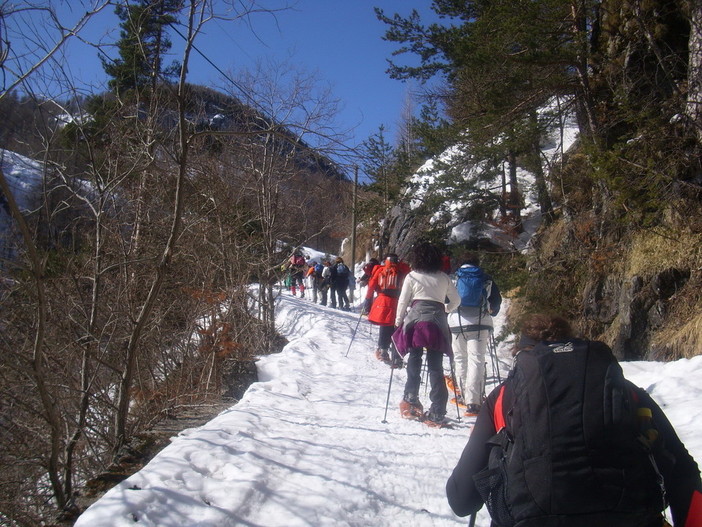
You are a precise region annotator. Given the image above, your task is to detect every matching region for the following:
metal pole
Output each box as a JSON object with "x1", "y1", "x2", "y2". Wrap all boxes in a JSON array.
[
  {"x1": 344, "y1": 310, "x2": 365, "y2": 357},
  {"x1": 381, "y1": 358, "x2": 395, "y2": 423},
  {"x1": 449, "y1": 359, "x2": 462, "y2": 422},
  {"x1": 349, "y1": 166, "x2": 358, "y2": 304},
  {"x1": 489, "y1": 329, "x2": 502, "y2": 384}
]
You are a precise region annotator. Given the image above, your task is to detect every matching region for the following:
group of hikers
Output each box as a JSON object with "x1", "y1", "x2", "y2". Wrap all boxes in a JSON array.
[
  {"x1": 357, "y1": 241, "x2": 701, "y2": 527},
  {"x1": 283, "y1": 241, "x2": 701, "y2": 525},
  {"x1": 361, "y1": 242, "x2": 501, "y2": 425},
  {"x1": 284, "y1": 249, "x2": 353, "y2": 311}
]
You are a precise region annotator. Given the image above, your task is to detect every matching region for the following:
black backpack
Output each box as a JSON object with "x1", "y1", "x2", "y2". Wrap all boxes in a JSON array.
[{"x1": 474, "y1": 339, "x2": 666, "y2": 527}]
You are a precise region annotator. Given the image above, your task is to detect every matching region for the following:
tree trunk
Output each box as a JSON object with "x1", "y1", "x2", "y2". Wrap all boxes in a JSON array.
[
  {"x1": 113, "y1": 0, "x2": 199, "y2": 453},
  {"x1": 570, "y1": 0, "x2": 599, "y2": 142},
  {"x1": 687, "y1": 2, "x2": 702, "y2": 143},
  {"x1": 508, "y1": 150, "x2": 523, "y2": 233},
  {"x1": 0, "y1": 166, "x2": 66, "y2": 507}
]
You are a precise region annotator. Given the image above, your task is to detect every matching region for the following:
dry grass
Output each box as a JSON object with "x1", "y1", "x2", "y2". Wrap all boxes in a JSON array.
[
  {"x1": 652, "y1": 311, "x2": 702, "y2": 360},
  {"x1": 535, "y1": 217, "x2": 569, "y2": 262},
  {"x1": 627, "y1": 228, "x2": 702, "y2": 277}
]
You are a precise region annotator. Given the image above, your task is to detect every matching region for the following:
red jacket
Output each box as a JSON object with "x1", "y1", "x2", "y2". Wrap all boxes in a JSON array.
[{"x1": 365, "y1": 261, "x2": 410, "y2": 326}]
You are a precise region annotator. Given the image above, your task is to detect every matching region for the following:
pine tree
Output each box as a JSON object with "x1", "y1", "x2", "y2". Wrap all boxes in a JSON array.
[{"x1": 102, "y1": 0, "x2": 182, "y2": 96}]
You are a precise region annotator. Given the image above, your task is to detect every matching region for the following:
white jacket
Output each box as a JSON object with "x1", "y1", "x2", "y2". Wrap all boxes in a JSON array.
[{"x1": 395, "y1": 271, "x2": 461, "y2": 327}]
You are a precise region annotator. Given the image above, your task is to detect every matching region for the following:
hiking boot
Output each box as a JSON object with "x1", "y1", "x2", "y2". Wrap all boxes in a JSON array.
[
  {"x1": 465, "y1": 404, "x2": 481, "y2": 417},
  {"x1": 422, "y1": 411, "x2": 446, "y2": 426},
  {"x1": 375, "y1": 349, "x2": 391, "y2": 363},
  {"x1": 400, "y1": 396, "x2": 423, "y2": 420}
]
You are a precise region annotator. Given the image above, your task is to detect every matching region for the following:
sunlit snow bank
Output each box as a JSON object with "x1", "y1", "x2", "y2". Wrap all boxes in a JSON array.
[{"x1": 75, "y1": 293, "x2": 701, "y2": 527}]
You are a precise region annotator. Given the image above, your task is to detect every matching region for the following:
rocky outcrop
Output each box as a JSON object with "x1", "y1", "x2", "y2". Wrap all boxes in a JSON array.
[{"x1": 583, "y1": 268, "x2": 691, "y2": 360}]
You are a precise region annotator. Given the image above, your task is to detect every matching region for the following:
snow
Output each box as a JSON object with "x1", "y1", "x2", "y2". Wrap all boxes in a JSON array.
[
  {"x1": 75, "y1": 294, "x2": 702, "y2": 527},
  {"x1": 0, "y1": 149, "x2": 43, "y2": 211}
]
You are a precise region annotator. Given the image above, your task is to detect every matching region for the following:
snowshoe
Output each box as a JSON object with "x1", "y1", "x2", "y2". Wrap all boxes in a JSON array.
[
  {"x1": 450, "y1": 395, "x2": 467, "y2": 408},
  {"x1": 464, "y1": 404, "x2": 481, "y2": 417},
  {"x1": 399, "y1": 398, "x2": 424, "y2": 420},
  {"x1": 421, "y1": 412, "x2": 453, "y2": 429},
  {"x1": 375, "y1": 349, "x2": 391, "y2": 364},
  {"x1": 445, "y1": 375, "x2": 458, "y2": 394}
]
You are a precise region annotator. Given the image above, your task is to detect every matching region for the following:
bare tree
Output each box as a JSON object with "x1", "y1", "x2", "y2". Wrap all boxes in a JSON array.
[
  {"x1": 0, "y1": 1, "x2": 305, "y2": 523},
  {"x1": 217, "y1": 59, "x2": 352, "y2": 349}
]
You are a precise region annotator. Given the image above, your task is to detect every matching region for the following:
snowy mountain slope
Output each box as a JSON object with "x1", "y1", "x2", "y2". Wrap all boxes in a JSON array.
[
  {"x1": 0, "y1": 149, "x2": 44, "y2": 262},
  {"x1": 402, "y1": 101, "x2": 579, "y2": 253},
  {"x1": 74, "y1": 293, "x2": 702, "y2": 527}
]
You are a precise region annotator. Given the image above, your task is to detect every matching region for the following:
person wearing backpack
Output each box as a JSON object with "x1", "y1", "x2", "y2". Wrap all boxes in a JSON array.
[
  {"x1": 393, "y1": 242, "x2": 461, "y2": 427},
  {"x1": 288, "y1": 249, "x2": 307, "y2": 298},
  {"x1": 358, "y1": 258, "x2": 380, "y2": 288},
  {"x1": 448, "y1": 253, "x2": 502, "y2": 416},
  {"x1": 305, "y1": 262, "x2": 318, "y2": 303},
  {"x1": 446, "y1": 313, "x2": 702, "y2": 527},
  {"x1": 319, "y1": 260, "x2": 332, "y2": 307},
  {"x1": 310, "y1": 260, "x2": 325, "y2": 304},
  {"x1": 331, "y1": 257, "x2": 350, "y2": 311},
  {"x1": 363, "y1": 254, "x2": 410, "y2": 367}
]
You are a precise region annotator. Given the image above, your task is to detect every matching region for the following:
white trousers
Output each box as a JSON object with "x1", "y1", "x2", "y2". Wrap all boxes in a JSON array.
[{"x1": 451, "y1": 329, "x2": 489, "y2": 406}]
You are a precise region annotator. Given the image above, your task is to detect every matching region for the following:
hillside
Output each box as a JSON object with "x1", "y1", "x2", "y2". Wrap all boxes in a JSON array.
[
  {"x1": 0, "y1": 79, "x2": 354, "y2": 525},
  {"x1": 360, "y1": 1, "x2": 702, "y2": 362},
  {"x1": 375, "y1": 125, "x2": 702, "y2": 361}
]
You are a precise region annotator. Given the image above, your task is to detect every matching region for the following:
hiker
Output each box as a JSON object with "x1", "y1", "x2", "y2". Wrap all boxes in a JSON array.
[
  {"x1": 441, "y1": 253, "x2": 452, "y2": 274},
  {"x1": 446, "y1": 313, "x2": 702, "y2": 527},
  {"x1": 363, "y1": 254, "x2": 410, "y2": 368},
  {"x1": 331, "y1": 257, "x2": 351, "y2": 311},
  {"x1": 288, "y1": 249, "x2": 307, "y2": 298},
  {"x1": 306, "y1": 260, "x2": 324, "y2": 303},
  {"x1": 319, "y1": 260, "x2": 332, "y2": 307},
  {"x1": 358, "y1": 257, "x2": 380, "y2": 288},
  {"x1": 305, "y1": 263, "x2": 315, "y2": 302},
  {"x1": 447, "y1": 252, "x2": 502, "y2": 416},
  {"x1": 393, "y1": 242, "x2": 461, "y2": 427}
]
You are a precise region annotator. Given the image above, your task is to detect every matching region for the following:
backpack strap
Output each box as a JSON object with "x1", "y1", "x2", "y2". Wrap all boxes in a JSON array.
[
  {"x1": 686, "y1": 490, "x2": 702, "y2": 527},
  {"x1": 493, "y1": 384, "x2": 506, "y2": 432}
]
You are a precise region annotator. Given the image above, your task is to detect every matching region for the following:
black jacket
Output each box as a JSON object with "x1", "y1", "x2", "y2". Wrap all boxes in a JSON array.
[{"x1": 446, "y1": 340, "x2": 702, "y2": 527}]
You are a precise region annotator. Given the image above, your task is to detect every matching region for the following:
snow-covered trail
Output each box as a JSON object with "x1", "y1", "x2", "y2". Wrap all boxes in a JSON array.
[
  {"x1": 75, "y1": 292, "x2": 702, "y2": 527},
  {"x1": 76, "y1": 293, "x2": 511, "y2": 526}
]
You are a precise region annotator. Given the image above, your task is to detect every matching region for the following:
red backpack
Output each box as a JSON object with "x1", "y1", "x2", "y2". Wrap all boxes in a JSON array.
[{"x1": 377, "y1": 263, "x2": 400, "y2": 296}]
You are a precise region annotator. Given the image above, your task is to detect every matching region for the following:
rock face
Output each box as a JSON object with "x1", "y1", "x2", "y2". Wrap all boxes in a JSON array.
[
  {"x1": 584, "y1": 268, "x2": 691, "y2": 360},
  {"x1": 384, "y1": 203, "x2": 428, "y2": 259},
  {"x1": 384, "y1": 202, "x2": 504, "y2": 260}
]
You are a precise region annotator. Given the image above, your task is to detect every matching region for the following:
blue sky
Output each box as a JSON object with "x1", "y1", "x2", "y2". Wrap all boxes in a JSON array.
[{"x1": 41, "y1": 1, "x2": 442, "y2": 175}]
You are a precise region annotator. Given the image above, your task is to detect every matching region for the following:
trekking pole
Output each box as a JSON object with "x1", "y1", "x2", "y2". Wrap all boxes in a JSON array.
[
  {"x1": 381, "y1": 345, "x2": 398, "y2": 423},
  {"x1": 468, "y1": 512, "x2": 477, "y2": 527},
  {"x1": 344, "y1": 310, "x2": 365, "y2": 357},
  {"x1": 482, "y1": 361, "x2": 488, "y2": 402},
  {"x1": 449, "y1": 359, "x2": 462, "y2": 422},
  {"x1": 489, "y1": 329, "x2": 502, "y2": 384}
]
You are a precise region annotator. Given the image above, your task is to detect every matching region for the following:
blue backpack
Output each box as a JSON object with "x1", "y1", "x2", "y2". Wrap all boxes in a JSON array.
[
  {"x1": 456, "y1": 266, "x2": 486, "y2": 308},
  {"x1": 314, "y1": 263, "x2": 324, "y2": 277},
  {"x1": 336, "y1": 263, "x2": 349, "y2": 277}
]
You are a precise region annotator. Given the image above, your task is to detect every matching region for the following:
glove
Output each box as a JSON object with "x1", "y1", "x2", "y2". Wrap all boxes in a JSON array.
[{"x1": 363, "y1": 298, "x2": 373, "y2": 314}]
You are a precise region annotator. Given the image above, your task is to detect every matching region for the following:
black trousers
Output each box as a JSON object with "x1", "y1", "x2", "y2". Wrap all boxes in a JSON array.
[
  {"x1": 404, "y1": 347, "x2": 448, "y2": 416},
  {"x1": 378, "y1": 325, "x2": 394, "y2": 350}
]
